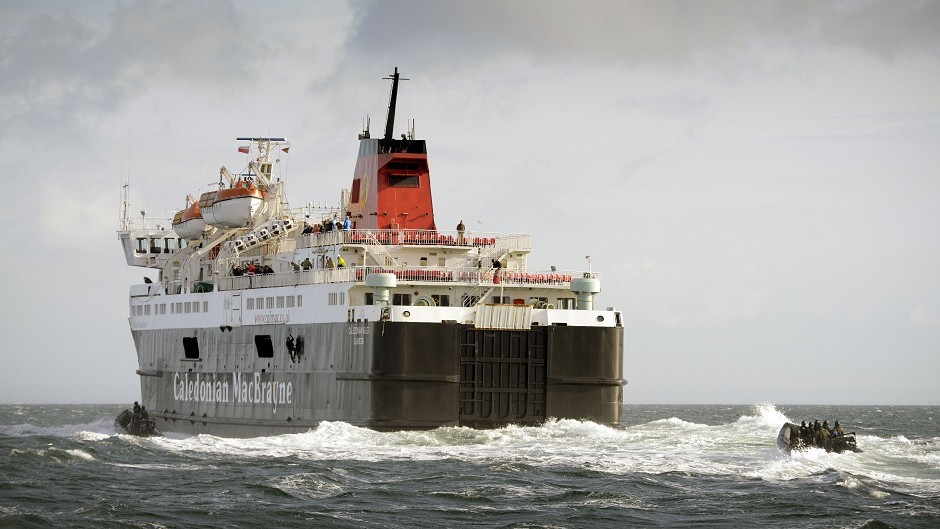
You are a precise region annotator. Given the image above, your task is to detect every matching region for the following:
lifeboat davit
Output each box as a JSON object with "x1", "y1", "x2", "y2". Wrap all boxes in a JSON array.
[
  {"x1": 199, "y1": 179, "x2": 266, "y2": 228},
  {"x1": 172, "y1": 199, "x2": 211, "y2": 239}
]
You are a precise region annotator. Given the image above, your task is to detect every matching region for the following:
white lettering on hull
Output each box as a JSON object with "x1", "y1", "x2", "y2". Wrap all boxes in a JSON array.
[
  {"x1": 254, "y1": 313, "x2": 291, "y2": 324},
  {"x1": 172, "y1": 372, "x2": 293, "y2": 413}
]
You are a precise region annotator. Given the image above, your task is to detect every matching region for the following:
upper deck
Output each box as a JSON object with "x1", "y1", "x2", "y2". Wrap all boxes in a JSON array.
[{"x1": 120, "y1": 219, "x2": 595, "y2": 299}]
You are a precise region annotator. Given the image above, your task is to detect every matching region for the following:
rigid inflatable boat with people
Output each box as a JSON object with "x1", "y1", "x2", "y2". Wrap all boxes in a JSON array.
[
  {"x1": 115, "y1": 402, "x2": 161, "y2": 437},
  {"x1": 777, "y1": 419, "x2": 861, "y2": 453}
]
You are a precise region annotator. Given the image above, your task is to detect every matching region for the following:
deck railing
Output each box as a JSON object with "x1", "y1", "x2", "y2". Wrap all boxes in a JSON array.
[
  {"x1": 297, "y1": 229, "x2": 530, "y2": 251},
  {"x1": 206, "y1": 265, "x2": 589, "y2": 293}
]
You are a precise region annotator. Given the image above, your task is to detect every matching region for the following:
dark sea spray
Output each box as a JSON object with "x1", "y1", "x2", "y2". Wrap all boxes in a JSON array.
[{"x1": 1, "y1": 404, "x2": 937, "y2": 528}]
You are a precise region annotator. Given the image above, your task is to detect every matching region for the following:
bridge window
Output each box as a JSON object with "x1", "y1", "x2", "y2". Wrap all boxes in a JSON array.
[{"x1": 136, "y1": 238, "x2": 147, "y2": 254}]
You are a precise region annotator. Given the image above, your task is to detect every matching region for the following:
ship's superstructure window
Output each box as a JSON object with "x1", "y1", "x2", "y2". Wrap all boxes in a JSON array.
[
  {"x1": 393, "y1": 293, "x2": 411, "y2": 306},
  {"x1": 328, "y1": 292, "x2": 346, "y2": 305},
  {"x1": 254, "y1": 335, "x2": 274, "y2": 358},
  {"x1": 245, "y1": 295, "x2": 301, "y2": 311},
  {"x1": 165, "y1": 238, "x2": 178, "y2": 251},
  {"x1": 185, "y1": 302, "x2": 192, "y2": 314},
  {"x1": 433, "y1": 294, "x2": 450, "y2": 307},
  {"x1": 182, "y1": 337, "x2": 199, "y2": 359},
  {"x1": 492, "y1": 296, "x2": 510, "y2": 304},
  {"x1": 203, "y1": 301, "x2": 208, "y2": 312},
  {"x1": 297, "y1": 295, "x2": 303, "y2": 307},
  {"x1": 555, "y1": 298, "x2": 575, "y2": 310},
  {"x1": 135, "y1": 238, "x2": 147, "y2": 254},
  {"x1": 144, "y1": 305, "x2": 151, "y2": 316},
  {"x1": 150, "y1": 238, "x2": 163, "y2": 254}
]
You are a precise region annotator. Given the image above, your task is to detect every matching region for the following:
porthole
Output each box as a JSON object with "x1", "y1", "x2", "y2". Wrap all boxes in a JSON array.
[
  {"x1": 596, "y1": 315, "x2": 605, "y2": 322},
  {"x1": 403, "y1": 310, "x2": 411, "y2": 317}
]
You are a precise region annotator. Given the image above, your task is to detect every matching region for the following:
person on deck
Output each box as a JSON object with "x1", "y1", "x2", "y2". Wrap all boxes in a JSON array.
[{"x1": 456, "y1": 219, "x2": 466, "y2": 245}]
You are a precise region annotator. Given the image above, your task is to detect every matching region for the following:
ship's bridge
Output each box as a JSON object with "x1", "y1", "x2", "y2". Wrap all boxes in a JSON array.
[{"x1": 118, "y1": 216, "x2": 187, "y2": 268}]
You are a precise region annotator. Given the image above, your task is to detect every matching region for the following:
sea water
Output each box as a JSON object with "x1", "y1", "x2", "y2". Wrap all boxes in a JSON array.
[{"x1": 1, "y1": 404, "x2": 937, "y2": 528}]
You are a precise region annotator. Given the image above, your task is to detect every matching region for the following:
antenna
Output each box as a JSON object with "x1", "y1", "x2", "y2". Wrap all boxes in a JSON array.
[
  {"x1": 120, "y1": 179, "x2": 131, "y2": 231},
  {"x1": 359, "y1": 114, "x2": 371, "y2": 140}
]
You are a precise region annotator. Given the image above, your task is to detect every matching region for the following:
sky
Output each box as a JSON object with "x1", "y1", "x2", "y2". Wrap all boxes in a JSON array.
[{"x1": 0, "y1": 0, "x2": 938, "y2": 405}]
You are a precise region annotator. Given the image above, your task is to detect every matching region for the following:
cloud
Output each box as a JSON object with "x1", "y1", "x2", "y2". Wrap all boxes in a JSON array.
[
  {"x1": 347, "y1": 0, "x2": 940, "y2": 71},
  {"x1": 0, "y1": 1, "x2": 262, "y2": 138}
]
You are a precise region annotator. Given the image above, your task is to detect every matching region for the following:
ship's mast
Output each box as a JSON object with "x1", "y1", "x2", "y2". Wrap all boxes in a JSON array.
[
  {"x1": 120, "y1": 180, "x2": 131, "y2": 231},
  {"x1": 382, "y1": 67, "x2": 409, "y2": 145}
]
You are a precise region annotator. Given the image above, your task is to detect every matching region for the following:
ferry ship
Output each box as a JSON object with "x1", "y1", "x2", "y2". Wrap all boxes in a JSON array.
[{"x1": 117, "y1": 69, "x2": 625, "y2": 436}]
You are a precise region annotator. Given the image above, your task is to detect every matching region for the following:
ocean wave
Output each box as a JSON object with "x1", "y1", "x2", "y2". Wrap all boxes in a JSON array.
[{"x1": 0, "y1": 418, "x2": 118, "y2": 438}]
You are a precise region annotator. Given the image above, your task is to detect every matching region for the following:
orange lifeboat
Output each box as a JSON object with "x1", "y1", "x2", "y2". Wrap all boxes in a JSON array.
[
  {"x1": 200, "y1": 179, "x2": 266, "y2": 228},
  {"x1": 172, "y1": 196, "x2": 211, "y2": 239}
]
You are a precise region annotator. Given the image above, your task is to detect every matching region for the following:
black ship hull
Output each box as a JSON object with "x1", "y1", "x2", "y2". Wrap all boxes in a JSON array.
[{"x1": 134, "y1": 320, "x2": 624, "y2": 437}]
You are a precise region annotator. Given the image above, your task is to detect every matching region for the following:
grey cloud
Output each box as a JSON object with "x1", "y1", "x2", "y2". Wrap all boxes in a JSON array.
[
  {"x1": 346, "y1": 0, "x2": 940, "y2": 70},
  {"x1": 0, "y1": 1, "x2": 263, "y2": 138}
]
